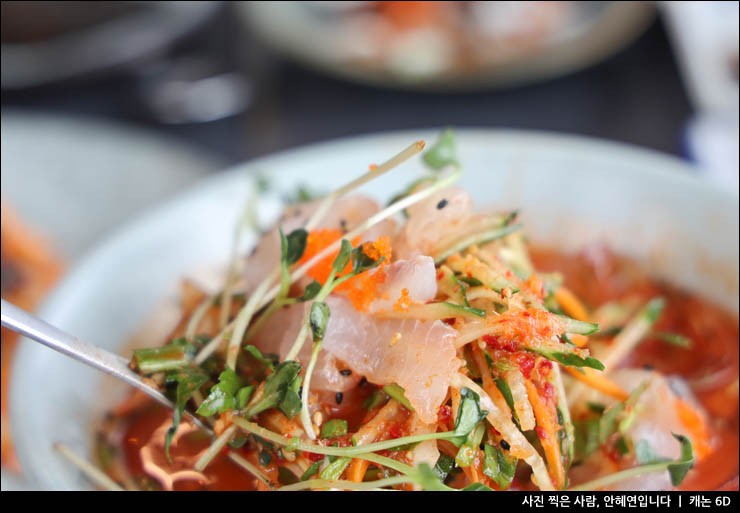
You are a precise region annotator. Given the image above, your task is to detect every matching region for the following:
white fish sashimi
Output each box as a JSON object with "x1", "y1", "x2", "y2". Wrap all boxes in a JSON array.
[
  {"x1": 249, "y1": 253, "x2": 440, "y2": 391},
  {"x1": 570, "y1": 369, "x2": 709, "y2": 490},
  {"x1": 395, "y1": 187, "x2": 472, "y2": 259},
  {"x1": 367, "y1": 255, "x2": 437, "y2": 313},
  {"x1": 251, "y1": 295, "x2": 462, "y2": 424},
  {"x1": 250, "y1": 301, "x2": 362, "y2": 392},
  {"x1": 322, "y1": 296, "x2": 461, "y2": 424}
]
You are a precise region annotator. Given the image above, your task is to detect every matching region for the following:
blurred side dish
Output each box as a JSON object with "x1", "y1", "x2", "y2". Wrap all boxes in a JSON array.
[{"x1": 1, "y1": 203, "x2": 63, "y2": 472}]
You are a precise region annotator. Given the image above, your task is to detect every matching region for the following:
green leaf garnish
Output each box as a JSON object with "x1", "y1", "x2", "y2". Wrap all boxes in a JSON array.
[
  {"x1": 434, "y1": 453, "x2": 456, "y2": 480},
  {"x1": 332, "y1": 239, "x2": 353, "y2": 274},
  {"x1": 244, "y1": 361, "x2": 302, "y2": 418},
  {"x1": 530, "y1": 347, "x2": 605, "y2": 371},
  {"x1": 483, "y1": 443, "x2": 517, "y2": 490},
  {"x1": 278, "y1": 371, "x2": 302, "y2": 419},
  {"x1": 560, "y1": 316, "x2": 600, "y2": 336},
  {"x1": 667, "y1": 434, "x2": 694, "y2": 486},
  {"x1": 422, "y1": 129, "x2": 458, "y2": 170},
  {"x1": 320, "y1": 419, "x2": 349, "y2": 439},
  {"x1": 319, "y1": 457, "x2": 352, "y2": 480},
  {"x1": 362, "y1": 389, "x2": 389, "y2": 411},
  {"x1": 301, "y1": 460, "x2": 322, "y2": 481},
  {"x1": 309, "y1": 301, "x2": 330, "y2": 341},
  {"x1": 574, "y1": 381, "x2": 649, "y2": 460},
  {"x1": 237, "y1": 386, "x2": 255, "y2": 409},
  {"x1": 453, "y1": 387, "x2": 488, "y2": 438},
  {"x1": 455, "y1": 423, "x2": 485, "y2": 467},
  {"x1": 298, "y1": 281, "x2": 321, "y2": 302},
  {"x1": 413, "y1": 463, "x2": 454, "y2": 491},
  {"x1": 196, "y1": 369, "x2": 241, "y2": 417},
  {"x1": 383, "y1": 383, "x2": 414, "y2": 412},
  {"x1": 457, "y1": 276, "x2": 483, "y2": 287},
  {"x1": 282, "y1": 228, "x2": 308, "y2": 266},
  {"x1": 243, "y1": 344, "x2": 277, "y2": 372}
]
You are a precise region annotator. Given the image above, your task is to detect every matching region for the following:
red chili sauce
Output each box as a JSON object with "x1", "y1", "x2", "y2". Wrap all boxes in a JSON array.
[{"x1": 530, "y1": 245, "x2": 738, "y2": 491}]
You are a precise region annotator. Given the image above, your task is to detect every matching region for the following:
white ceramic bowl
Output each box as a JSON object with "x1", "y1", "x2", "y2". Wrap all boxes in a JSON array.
[{"x1": 11, "y1": 129, "x2": 739, "y2": 490}]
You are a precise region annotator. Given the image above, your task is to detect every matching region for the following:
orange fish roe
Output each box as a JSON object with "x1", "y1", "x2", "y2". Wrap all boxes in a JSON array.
[
  {"x1": 298, "y1": 229, "x2": 356, "y2": 285},
  {"x1": 362, "y1": 236, "x2": 392, "y2": 262},
  {"x1": 296, "y1": 230, "x2": 393, "y2": 312},
  {"x1": 341, "y1": 237, "x2": 392, "y2": 311},
  {"x1": 393, "y1": 288, "x2": 412, "y2": 312}
]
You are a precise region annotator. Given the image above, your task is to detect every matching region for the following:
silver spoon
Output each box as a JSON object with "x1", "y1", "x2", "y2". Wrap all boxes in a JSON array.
[{"x1": 0, "y1": 298, "x2": 210, "y2": 433}]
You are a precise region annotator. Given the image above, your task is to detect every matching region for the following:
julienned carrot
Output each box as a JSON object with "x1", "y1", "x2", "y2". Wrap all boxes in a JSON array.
[
  {"x1": 568, "y1": 334, "x2": 590, "y2": 348},
  {"x1": 555, "y1": 286, "x2": 589, "y2": 322},
  {"x1": 461, "y1": 456, "x2": 482, "y2": 484},
  {"x1": 347, "y1": 458, "x2": 370, "y2": 482},
  {"x1": 564, "y1": 367, "x2": 629, "y2": 401},
  {"x1": 524, "y1": 379, "x2": 566, "y2": 489}
]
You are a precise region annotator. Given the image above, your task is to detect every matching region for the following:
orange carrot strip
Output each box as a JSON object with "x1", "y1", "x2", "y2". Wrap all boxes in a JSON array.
[
  {"x1": 524, "y1": 379, "x2": 566, "y2": 489},
  {"x1": 555, "y1": 287, "x2": 589, "y2": 322},
  {"x1": 347, "y1": 458, "x2": 370, "y2": 483},
  {"x1": 676, "y1": 399, "x2": 712, "y2": 460},
  {"x1": 568, "y1": 334, "x2": 590, "y2": 348},
  {"x1": 564, "y1": 367, "x2": 629, "y2": 401}
]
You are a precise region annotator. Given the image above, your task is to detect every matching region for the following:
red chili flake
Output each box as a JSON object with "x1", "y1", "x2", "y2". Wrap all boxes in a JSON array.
[
  {"x1": 387, "y1": 422, "x2": 405, "y2": 440},
  {"x1": 512, "y1": 352, "x2": 536, "y2": 378},
  {"x1": 602, "y1": 443, "x2": 623, "y2": 464},
  {"x1": 436, "y1": 269, "x2": 445, "y2": 280},
  {"x1": 437, "y1": 405, "x2": 452, "y2": 424},
  {"x1": 535, "y1": 426, "x2": 548, "y2": 441},
  {"x1": 541, "y1": 382, "x2": 555, "y2": 402},
  {"x1": 482, "y1": 334, "x2": 518, "y2": 352},
  {"x1": 369, "y1": 163, "x2": 378, "y2": 171},
  {"x1": 538, "y1": 359, "x2": 553, "y2": 377},
  {"x1": 302, "y1": 451, "x2": 324, "y2": 462}
]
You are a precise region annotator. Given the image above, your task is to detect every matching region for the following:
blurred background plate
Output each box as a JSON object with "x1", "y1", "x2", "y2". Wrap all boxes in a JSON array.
[
  {"x1": 0, "y1": 110, "x2": 224, "y2": 261},
  {"x1": 1, "y1": 1, "x2": 220, "y2": 89},
  {"x1": 238, "y1": 1, "x2": 655, "y2": 91}
]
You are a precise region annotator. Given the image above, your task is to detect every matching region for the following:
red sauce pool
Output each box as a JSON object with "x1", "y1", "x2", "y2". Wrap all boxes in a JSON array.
[{"x1": 530, "y1": 246, "x2": 739, "y2": 490}]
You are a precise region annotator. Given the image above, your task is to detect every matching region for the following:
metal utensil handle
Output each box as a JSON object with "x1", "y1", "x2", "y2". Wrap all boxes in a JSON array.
[{"x1": 1, "y1": 299, "x2": 186, "y2": 420}]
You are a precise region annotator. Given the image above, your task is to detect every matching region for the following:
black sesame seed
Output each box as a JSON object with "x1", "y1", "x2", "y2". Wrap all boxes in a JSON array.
[
  {"x1": 500, "y1": 440, "x2": 511, "y2": 451},
  {"x1": 359, "y1": 377, "x2": 368, "y2": 386},
  {"x1": 436, "y1": 199, "x2": 448, "y2": 210},
  {"x1": 339, "y1": 219, "x2": 348, "y2": 232},
  {"x1": 335, "y1": 392, "x2": 344, "y2": 404},
  {"x1": 340, "y1": 369, "x2": 352, "y2": 376},
  {"x1": 642, "y1": 364, "x2": 654, "y2": 371}
]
